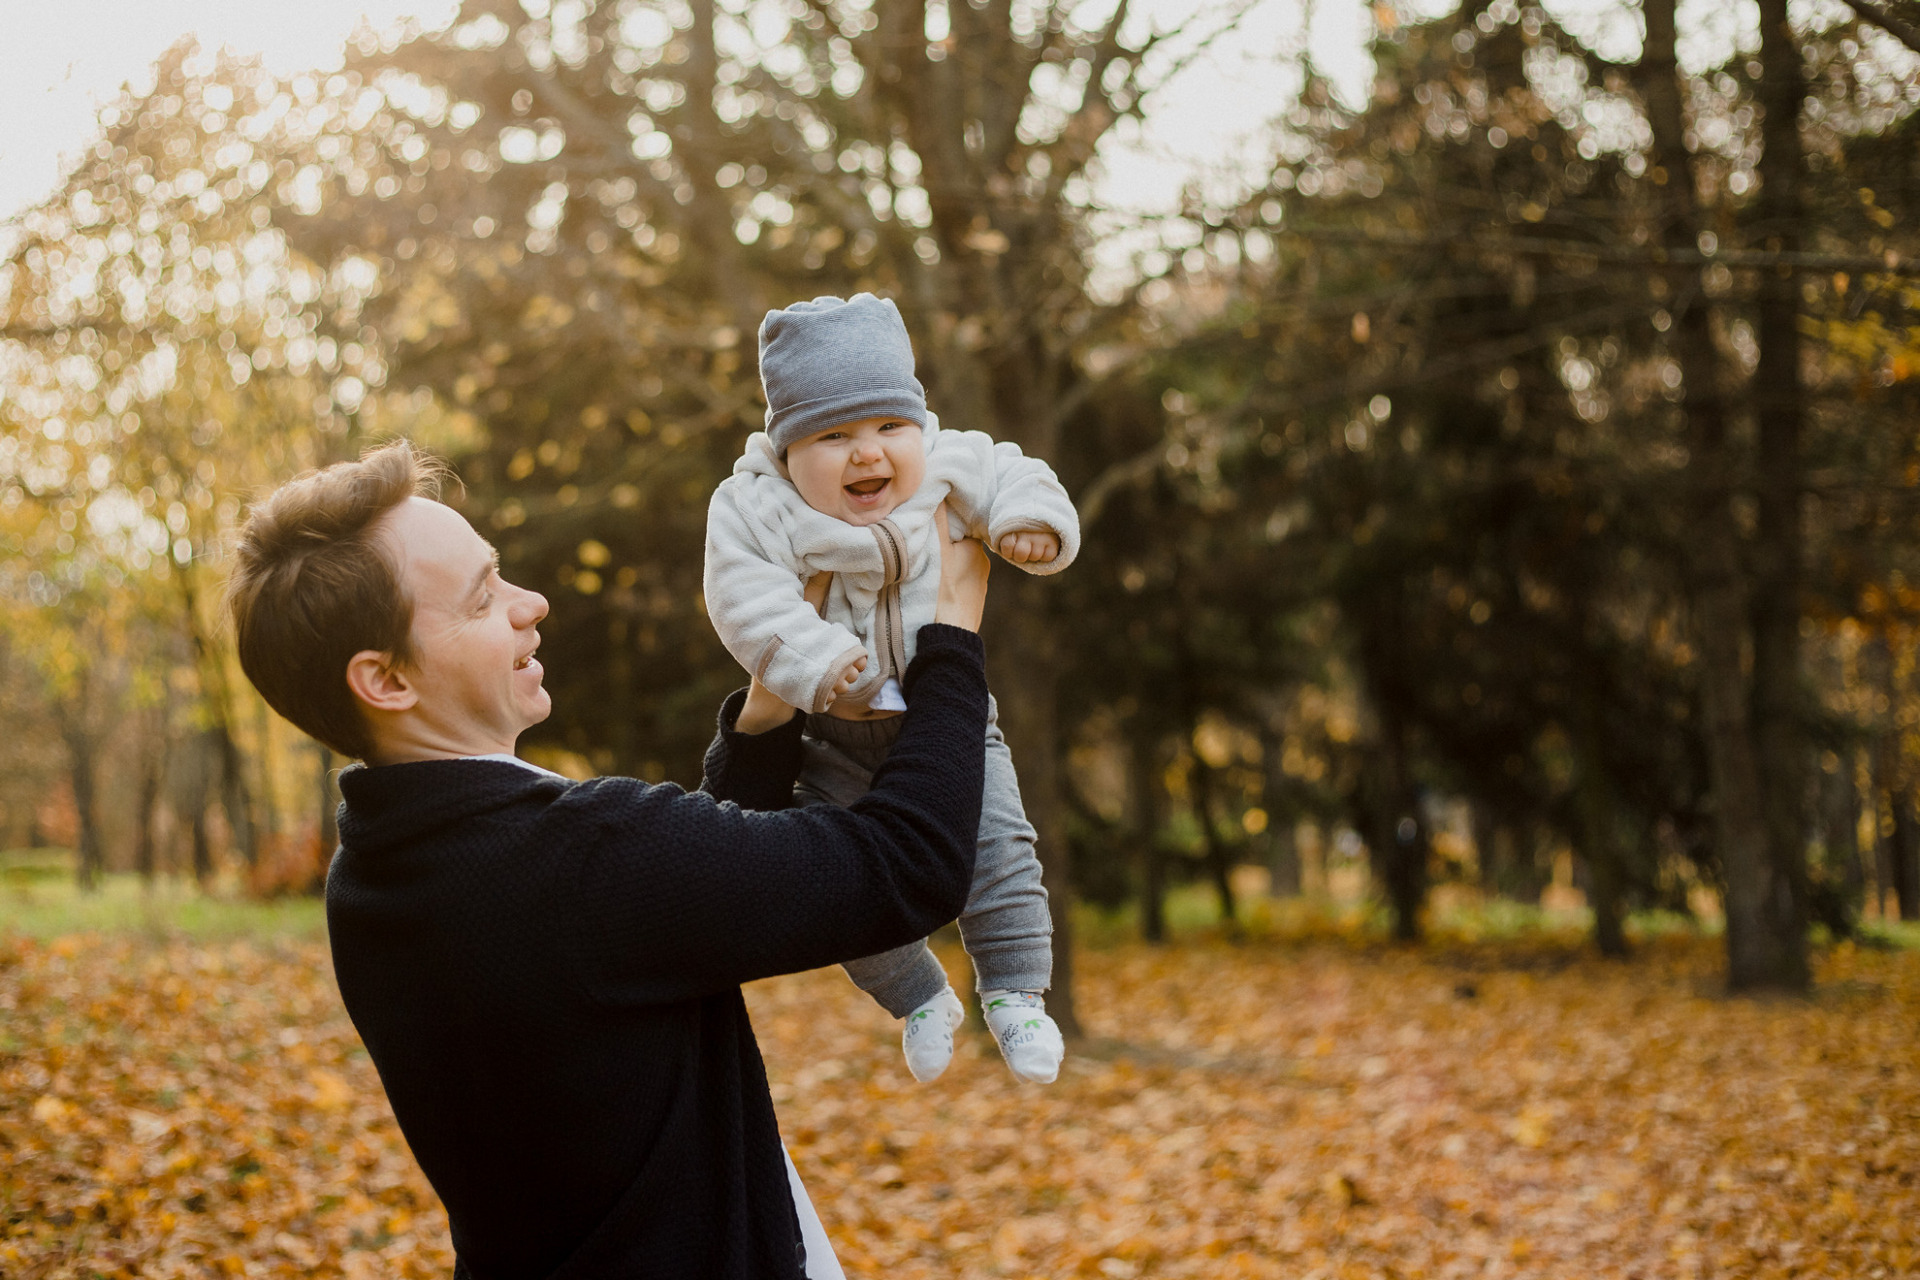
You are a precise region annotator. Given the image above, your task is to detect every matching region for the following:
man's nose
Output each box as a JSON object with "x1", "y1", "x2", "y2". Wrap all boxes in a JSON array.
[{"x1": 510, "y1": 584, "x2": 549, "y2": 626}]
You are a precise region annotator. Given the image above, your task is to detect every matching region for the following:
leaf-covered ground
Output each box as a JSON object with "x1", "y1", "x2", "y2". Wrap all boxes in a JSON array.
[{"x1": 2, "y1": 930, "x2": 1916, "y2": 1278}]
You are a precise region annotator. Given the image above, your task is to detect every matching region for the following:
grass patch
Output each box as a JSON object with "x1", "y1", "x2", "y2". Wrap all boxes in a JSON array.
[
  {"x1": 0, "y1": 869, "x2": 326, "y2": 942},
  {"x1": 1858, "y1": 918, "x2": 1920, "y2": 950},
  {"x1": 1076, "y1": 881, "x2": 1740, "y2": 950}
]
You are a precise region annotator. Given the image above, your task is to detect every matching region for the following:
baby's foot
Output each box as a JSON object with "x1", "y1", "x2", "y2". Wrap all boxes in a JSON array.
[
  {"x1": 902, "y1": 986, "x2": 965, "y2": 1083},
  {"x1": 980, "y1": 989, "x2": 1065, "y2": 1084}
]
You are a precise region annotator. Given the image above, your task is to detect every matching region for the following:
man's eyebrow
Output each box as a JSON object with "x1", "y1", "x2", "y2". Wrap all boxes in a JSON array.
[{"x1": 468, "y1": 549, "x2": 499, "y2": 602}]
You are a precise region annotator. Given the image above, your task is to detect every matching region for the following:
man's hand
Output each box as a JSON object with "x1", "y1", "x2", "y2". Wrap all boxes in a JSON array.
[
  {"x1": 996, "y1": 530, "x2": 1060, "y2": 565},
  {"x1": 936, "y1": 501, "x2": 991, "y2": 631},
  {"x1": 735, "y1": 676, "x2": 796, "y2": 735}
]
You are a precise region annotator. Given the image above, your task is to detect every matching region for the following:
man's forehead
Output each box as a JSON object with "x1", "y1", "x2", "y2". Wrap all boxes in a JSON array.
[{"x1": 383, "y1": 497, "x2": 492, "y2": 591}]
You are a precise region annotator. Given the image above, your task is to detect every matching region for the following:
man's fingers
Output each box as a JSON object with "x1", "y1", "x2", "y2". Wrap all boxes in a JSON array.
[
  {"x1": 935, "y1": 521, "x2": 991, "y2": 632},
  {"x1": 803, "y1": 571, "x2": 831, "y2": 615}
]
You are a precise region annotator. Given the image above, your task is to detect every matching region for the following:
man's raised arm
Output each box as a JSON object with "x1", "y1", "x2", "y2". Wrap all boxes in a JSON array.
[{"x1": 561, "y1": 532, "x2": 994, "y2": 1002}]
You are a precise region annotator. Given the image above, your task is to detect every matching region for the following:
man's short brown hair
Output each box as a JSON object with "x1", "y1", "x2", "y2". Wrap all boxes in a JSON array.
[{"x1": 227, "y1": 439, "x2": 446, "y2": 759}]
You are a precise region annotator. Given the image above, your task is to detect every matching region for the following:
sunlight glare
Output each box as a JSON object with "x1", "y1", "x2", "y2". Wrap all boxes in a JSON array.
[{"x1": 0, "y1": 0, "x2": 461, "y2": 223}]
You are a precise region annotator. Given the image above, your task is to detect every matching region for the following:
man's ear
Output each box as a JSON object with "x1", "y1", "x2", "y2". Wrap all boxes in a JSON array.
[{"x1": 346, "y1": 650, "x2": 417, "y2": 715}]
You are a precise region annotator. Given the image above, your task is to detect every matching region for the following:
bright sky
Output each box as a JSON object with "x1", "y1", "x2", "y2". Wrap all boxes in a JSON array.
[
  {"x1": 0, "y1": 0, "x2": 1383, "y2": 231},
  {"x1": 0, "y1": 0, "x2": 1831, "y2": 235},
  {"x1": 0, "y1": 0, "x2": 461, "y2": 224}
]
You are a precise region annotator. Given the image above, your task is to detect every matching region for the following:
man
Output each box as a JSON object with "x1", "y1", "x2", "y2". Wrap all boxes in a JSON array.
[{"x1": 225, "y1": 440, "x2": 993, "y2": 1279}]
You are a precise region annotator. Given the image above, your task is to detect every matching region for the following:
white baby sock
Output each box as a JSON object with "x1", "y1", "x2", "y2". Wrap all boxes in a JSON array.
[
  {"x1": 901, "y1": 986, "x2": 965, "y2": 1083},
  {"x1": 980, "y1": 989, "x2": 1065, "y2": 1084}
]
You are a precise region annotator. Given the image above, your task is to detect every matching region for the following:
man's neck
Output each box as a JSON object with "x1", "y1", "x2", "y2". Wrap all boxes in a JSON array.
[{"x1": 366, "y1": 720, "x2": 518, "y2": 767}]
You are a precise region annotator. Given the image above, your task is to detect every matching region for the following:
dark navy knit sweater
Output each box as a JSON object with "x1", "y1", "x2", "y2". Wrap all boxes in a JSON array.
[{"x1": 326, "y1": 624, "x2": 988, "y2": 1280}]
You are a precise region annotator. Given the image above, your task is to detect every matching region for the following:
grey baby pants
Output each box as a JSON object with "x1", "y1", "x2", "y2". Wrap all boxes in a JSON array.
[{"x1": 796, "y1": 696, "x2": 1053, "y2": 1017}]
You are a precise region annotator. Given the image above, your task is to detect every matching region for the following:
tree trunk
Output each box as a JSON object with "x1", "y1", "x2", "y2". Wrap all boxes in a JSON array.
[
  {"x1": 192, "y1": 807, "x2": 214, "y2": 886},
  {"x1": 136, "y1": 728, "x2": 164, "y2": 883},
  {"x1": 1868, "y1": 637, "x2": 1897, "y2": 917},
  {"x1": 1746, "y1": 0, "x2": 1813, "y2": 981},
  {"x1": 254, "y1": 695, "x2": 281, "y2": 844},
  {"x1": 1574, "y1": 638, "x2": 1631, "y2": 958},
  {"x1": 681, "y1": 0, "x2": 767, "y2": 330},
  {"x1": 1574, "y1": 756, "x2": 1632, "y2": 958},
  {"x1": 60, "y1": 715, "x2": 104, "y2": 893},
  {"x1": 1892, "y1": 791, "x2": 1920, "y2": 922},
  {"x1": 1188, "y1": 753, "x2": 1240, "y2": 939},
  {"x1": 1468, "y1": 802, "x2": 1497, "y2": 891},
  {"x1": 1363, "y1": 717, "x2": 1426, "y2": 942},
  {"x1": 217, "y1": 728, "x2": 256, "y2": 869},
  {"x1": 1874, "y1": 790, "x2": 1897, "y2": 919},
  {"x1": 1823, "y1": 752, "x2": 1864, "y2": 915},
  {"x1": 1262, "y1": 731, "x2": 1302, "y2": 897},
  {"x1": 1268, "y1": 820, "x2": 1303, "y2": 899},
  {"x1": 179, "y1": 567, "x2": 259, "y2": 867},
  {"x1": 1483, "y1": 822, "x2": 1545, "y2": 903},
  {"x1": 1128, "y1": 727, "x2": 1168, "y2": 944},
  {"x1": 1640, "y1": 0, "x2": 1803, "y2": 991}
]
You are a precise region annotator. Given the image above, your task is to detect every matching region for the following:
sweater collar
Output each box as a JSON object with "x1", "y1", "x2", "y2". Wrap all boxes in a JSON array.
[{"x1": 337, "y1": 758, "x2": 571, "y2": 856}]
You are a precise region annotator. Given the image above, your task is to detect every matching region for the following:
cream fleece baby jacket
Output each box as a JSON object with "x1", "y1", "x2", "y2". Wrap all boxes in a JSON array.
[{"x1": 704, "y1": 413, "x2": 1080, "y2": 713}]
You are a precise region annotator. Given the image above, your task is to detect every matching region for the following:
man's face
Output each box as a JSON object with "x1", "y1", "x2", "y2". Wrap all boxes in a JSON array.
[
  {"x1": 380, "y1": 497, "x2": 551, "y2": 754},
  {"x1": 786, "y1": 416, "x2": 926, "y2": 527}
]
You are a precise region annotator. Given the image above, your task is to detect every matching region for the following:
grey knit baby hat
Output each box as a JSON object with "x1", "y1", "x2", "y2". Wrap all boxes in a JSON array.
[{"x1": 757, "y1": 293, "x2": 927, "y2": 453}]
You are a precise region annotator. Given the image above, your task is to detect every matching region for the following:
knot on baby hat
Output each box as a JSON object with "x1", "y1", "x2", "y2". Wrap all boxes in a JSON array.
[{"x1": 758, "y1": 294, "x2": 927, "y2": 453}]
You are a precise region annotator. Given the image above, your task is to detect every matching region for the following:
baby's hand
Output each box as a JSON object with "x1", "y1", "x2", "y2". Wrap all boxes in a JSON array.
[
  {"x1": 996, "y1": 531, "x2": 1060, "y2": 565},
  {"x1": 821, "y1": 654, "x2": 867, "y2": 708}
]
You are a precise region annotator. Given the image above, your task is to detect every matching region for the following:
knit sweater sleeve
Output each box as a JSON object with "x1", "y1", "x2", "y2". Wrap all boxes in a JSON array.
[
  {"x1": 697, "y1": 691, "x2": 804, "y2": 811},
  {"x1": 563, "y1": 624, "x2": 989, "y2": 1003}
]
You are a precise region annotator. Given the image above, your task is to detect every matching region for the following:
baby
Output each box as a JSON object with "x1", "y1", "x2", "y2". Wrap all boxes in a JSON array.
[{"x1": 704, "y1": 293, "x2": 1076, "y2": 1084}]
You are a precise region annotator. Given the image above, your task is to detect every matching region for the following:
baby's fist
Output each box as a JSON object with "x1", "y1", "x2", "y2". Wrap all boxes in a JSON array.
[
  {"x1": 821, "y1": 653, "x2": 867, "y2": 708},
  {"x1": 996, "y1": 531, "x2": 1060, "y2": 565}
]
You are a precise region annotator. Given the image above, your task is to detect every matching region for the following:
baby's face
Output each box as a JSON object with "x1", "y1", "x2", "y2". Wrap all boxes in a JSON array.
[{"x1": 786, "y1": 416, "x2": 926, "y2": 526}]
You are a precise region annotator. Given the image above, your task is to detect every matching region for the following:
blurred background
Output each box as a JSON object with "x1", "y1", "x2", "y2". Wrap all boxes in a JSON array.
[
  {"x1": 6, "y1": 3, "x2": 1920, "y2": 1274},
  {"x1": 1, "y1": 0, "x2": 1917, "y2": 1010}
]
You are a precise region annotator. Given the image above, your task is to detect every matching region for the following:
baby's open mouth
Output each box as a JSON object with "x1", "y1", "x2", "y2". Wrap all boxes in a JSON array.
[{"x1": 845, "y1": 477, "x2": 890, "y2": 497}]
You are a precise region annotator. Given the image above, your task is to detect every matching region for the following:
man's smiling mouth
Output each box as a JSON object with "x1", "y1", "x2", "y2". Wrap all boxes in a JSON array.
[{"x1": 514, "y1": 638, "x2": 541, "y2": 671}]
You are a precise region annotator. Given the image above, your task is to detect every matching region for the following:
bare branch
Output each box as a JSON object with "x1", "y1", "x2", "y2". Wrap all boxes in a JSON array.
[
  {"x1": 1276, "y1": 224, "x2": 1920, "y2": 277},
  {"x1": 1077, "y1": 435, "x2": 1169, "y2": 530},
  {"x1": 1841, "y1": 0, "x2": 1920, "y2": 53}
]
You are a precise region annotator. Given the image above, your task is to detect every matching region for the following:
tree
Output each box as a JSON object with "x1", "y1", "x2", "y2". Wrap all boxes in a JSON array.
[
  {"x1": 282, "y1": 0, "x2": 1250, "y2": 1032},
  {"x1": 0, "y1": 42, "x2": 408, "y2": 877}
]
